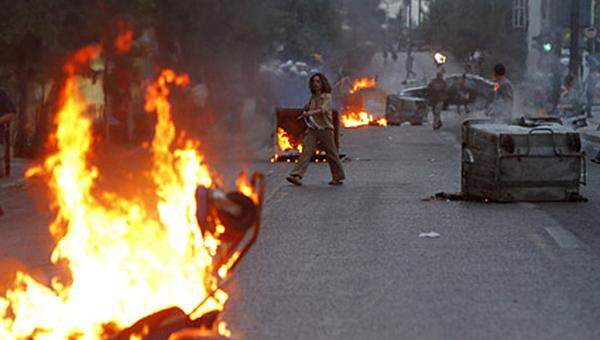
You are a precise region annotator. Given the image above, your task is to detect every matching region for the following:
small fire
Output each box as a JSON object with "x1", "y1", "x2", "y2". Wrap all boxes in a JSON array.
[
  {"x1": 236, "y1": 171, "x2": 259, "y2": 205},
  {"x1": 341, "y1": 111, "x2": 387, "y2": 128},
  {"x1": 115, "y1": 30, "x2": 133, "y2": 53},
  {"x1": 275, "y1": 127, "x2": 303, "y2": 154},
  {"x1": 0, "y1": 45, "x2": 251, "y2": 338},
  {"x1": 350, "y1": 77, "x2": 377, "y2": 94},
  {"x1": 271, "y1": 127, "x2": 304, "y2": 162}
]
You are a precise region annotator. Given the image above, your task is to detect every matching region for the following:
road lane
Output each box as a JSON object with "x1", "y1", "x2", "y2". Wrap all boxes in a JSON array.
[{"x1": 225, "y1": 125, "x2": 600, "y2": 340}]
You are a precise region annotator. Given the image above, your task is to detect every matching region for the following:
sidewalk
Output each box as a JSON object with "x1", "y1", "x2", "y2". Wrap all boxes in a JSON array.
[{"x1": 0, "y1": 158, "x2": 31, "y2": 189}]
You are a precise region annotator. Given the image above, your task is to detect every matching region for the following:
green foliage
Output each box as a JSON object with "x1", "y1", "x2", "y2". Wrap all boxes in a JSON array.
[{"x1": 423, "y1": 0, "x2": 528, "y2": 77}]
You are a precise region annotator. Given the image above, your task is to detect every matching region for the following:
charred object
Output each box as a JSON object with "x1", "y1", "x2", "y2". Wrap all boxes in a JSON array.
[{"x1": 114, "y1": 173, "x2": 264, "y2": 339}]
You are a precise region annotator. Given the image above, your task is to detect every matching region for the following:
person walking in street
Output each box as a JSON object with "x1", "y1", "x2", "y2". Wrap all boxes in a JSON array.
[
  {"x1": 405, "y1": 51, "x2": 417, "y2": 80},
  {"x1": 427, "y1": 72, "x2": 448, "y2": 130},
  {"x1": 286, "y1": 73, "x2": 346, "y2": 186},
  {"x1": 593, "y1": 122, "x2": 600, "y2": 164},
  {"x1": 487, "y1": 63, "x2": 513, "y2": 120}
]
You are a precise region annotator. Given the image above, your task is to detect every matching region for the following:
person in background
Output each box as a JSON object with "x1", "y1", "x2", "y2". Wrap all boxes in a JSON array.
[
  {"x1": 584, "y1": 68, "x2": 599, "y2": 118},
  {"x1": 427, "y1": 72, "x2": 448, "y2": 130},
  {"x1": 559, "y1": 73, "x2": 584, "y2": 117},
  {"x1": 390, "y1": 45, "x2": 398, "y2": 63},
  {"x1": 451, "y1": 74, "x2": 472, "y2": 115},
  {"x1": 488, "y1": 63, "x2": 513, "y2": 119},
  {"x1": 471, "y1": 49, "x2": 483, "y2": 75},
  {"x1": 0, "y1": 88, "x2": 16, "y2": 175},
  {"x1": 332, "y1": 68, "x2": 352, "y2": 113},
  {"x1": 405, "y1": 51, "x2": 416, "y2": 80},
  {"x1": 286, "y1": 73, "x2": 346, "y2": 186},
  {"x1": 0, "y1": 87, "x2": 16, "y2": 216}
]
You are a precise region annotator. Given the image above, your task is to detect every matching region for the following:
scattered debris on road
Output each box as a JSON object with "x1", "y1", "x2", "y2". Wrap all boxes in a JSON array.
[{"x1": 419, "y1": 231, "x2": 441, "y2": 239}]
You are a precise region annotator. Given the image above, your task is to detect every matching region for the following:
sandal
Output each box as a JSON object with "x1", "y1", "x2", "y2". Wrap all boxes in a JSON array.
[{"x1": 286, "y1": 175, "x2": 302, "y2": 186}]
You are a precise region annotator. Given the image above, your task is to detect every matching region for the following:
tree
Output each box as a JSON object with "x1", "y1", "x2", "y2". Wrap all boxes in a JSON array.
[{"x1": 422, "y1": 0, "x2": 528, "y2": 78}]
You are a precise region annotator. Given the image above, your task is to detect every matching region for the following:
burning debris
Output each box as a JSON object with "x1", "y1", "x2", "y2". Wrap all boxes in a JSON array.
[
  {"x1": 271, "y1": 108, "x2": 342, "y2": 163},
  {"x1": 341, "y1": 77, "x2": 387, "y2": 128},
  {"x1": 0, "y1": 43, "x2": 262, "y2": 339},
  {"x1": 341, "y1": 111, "x2": 388, "y2": 128},
  {"x1": 350, "y1": 77, "x2": 377, "y2": 94},
  {"x1": 274, "y1": 127, "x2": 303, "y2": 157}
]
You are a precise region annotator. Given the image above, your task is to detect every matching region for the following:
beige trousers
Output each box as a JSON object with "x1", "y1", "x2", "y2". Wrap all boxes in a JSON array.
[{"x1": 291, "y1": 128, "x2": 345, "y2": 181}]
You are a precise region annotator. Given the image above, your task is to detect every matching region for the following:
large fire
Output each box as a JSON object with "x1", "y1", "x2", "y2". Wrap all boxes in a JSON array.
[
  {"x1": 350, "y1": 77, "x2": 377, "y2": 94},
  {"x1": 341, "y1": 111, "x2": 387, "y2": 128},
  {"x1": 0, "y1": 45, "x2": 252, "y2": 338}
]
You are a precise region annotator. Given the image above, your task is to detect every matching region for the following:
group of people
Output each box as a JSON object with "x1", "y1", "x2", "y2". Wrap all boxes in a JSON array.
[
  {"x1": 425, "y1": 63, "x2": 513, "y2": 130},
  {"x1": 549, "y1": 69, "x2": 600, "y2": 163}
]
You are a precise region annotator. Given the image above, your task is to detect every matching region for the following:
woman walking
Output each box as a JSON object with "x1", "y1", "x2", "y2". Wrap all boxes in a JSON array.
[{"x1": 286, "y1": 73, "x2": 346, "y2": 186}]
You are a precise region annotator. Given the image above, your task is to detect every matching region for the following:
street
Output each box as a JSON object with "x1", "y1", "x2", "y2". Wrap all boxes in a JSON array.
[
  {"x1": 2, "y1": 51, "x2": 600, "y2": 339},
  {"x1": 4, "y1": 1, "x2": 600, "y2": 339},
  {"x1": 219, "y1": 114, "x2": 600, "y2": 340}
]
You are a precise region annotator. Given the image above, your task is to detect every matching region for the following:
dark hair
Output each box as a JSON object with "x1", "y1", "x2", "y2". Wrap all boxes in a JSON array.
[
  {"x1": 494, "y1": 63, "x2": 506, "y2": 76},
  {"x1": 309, "y1": 73, "x2": 332, "y2": 94}
]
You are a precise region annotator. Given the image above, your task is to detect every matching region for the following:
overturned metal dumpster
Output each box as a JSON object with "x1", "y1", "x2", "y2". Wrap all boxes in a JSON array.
[{"x1": 461, "y1": 118, "x2": 587, "y2": 202}]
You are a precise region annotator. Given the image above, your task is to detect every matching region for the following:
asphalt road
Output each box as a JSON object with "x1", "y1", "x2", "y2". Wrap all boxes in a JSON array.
[
  {"x1": 223, "y1": 118, "x2": 600, "y2": 340},
  {"x1": 1, "y1": 114, "x2": 599, "y2": 340},
  {"x1": 1, "y1": 52, "x2": 600, "y2": 339}
]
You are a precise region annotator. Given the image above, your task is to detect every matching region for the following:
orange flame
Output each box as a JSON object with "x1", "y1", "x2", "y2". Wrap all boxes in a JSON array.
[
  {"x1": 275, "y1": 127, "x2": 303, "y2": 154},
  {"x1": 271, "y1": 127, "x2": 304, "y2": 162},
  {"x1": 236, "y1": 171, "x2": 259, "y2": 205},
  {"x1": 115, "y1": 30, "x2": 133, "y2": 53},
  {"x1": 350, "y1": 77, "x2": 377, "y2": 94},
  {"x1": 0, "y1": 48, "x2": 236, "y2": 338},
  {"x1": 341, "y1": 111, "x2": 387, "y2": 128}
]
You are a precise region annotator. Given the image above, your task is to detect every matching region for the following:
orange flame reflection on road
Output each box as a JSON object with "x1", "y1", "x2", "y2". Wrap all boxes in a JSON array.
[{"x1": 0, "y1": 49, "x2": 236, "y2": 338}]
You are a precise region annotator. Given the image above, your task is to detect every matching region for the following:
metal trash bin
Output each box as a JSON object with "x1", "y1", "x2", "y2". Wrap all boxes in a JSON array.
[
  {"x1": 461, "y1": 118, "x2": 586, "y2": 202},
  {"x1": 272, "y1": 108, "x2": 341, "y2": 163}
]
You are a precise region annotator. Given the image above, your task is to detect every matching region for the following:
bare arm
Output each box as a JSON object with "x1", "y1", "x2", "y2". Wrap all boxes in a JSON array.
[{"x1": 0, "y1": 112, "x2": 15, "y2": 125}]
